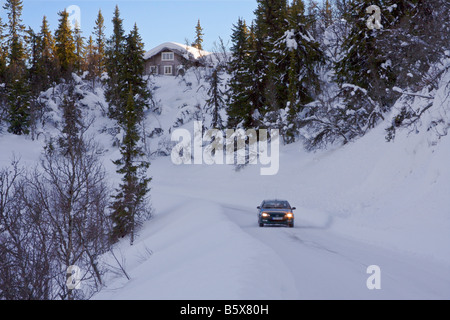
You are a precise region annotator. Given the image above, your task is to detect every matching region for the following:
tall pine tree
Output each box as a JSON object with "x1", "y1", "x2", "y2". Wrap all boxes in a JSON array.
[
  {"x1": 0, "y1": 16, "x2": 6, "y2": 125},
  {"x1": 54, "y1": 9, "x2": 77, "y2": 79},
  {"x1": 276, "y1": 0, "x2": 324, "y2": 143},
  {"x1": 0, "y1": 16, "x2": 6, "y2": 84},
  {"x1": 3, "y1": 0, "x2": 31, "y2": 135},
  {"x1": 226, "y1": 18, "x2": 255, "y2": 129},
  {"x1": 35, "y1": 16, "x2": 56, "y2": 90},
  {"x1": 110, "y1": 87, "x2": 151, "y2": 245},
  {"x1": 93, "y1": 9, "x2": 106, "y2": 78},
  {"x1": 205, "y1": 68, "x2": 225, "y2": 129},
  {"x1": 108, "y1": 21, "x2": 152, "y2": 245},
  {"x1": 252, "y1": 0, "x2": 289, "y2": 129},
  {"x1": 73, "y1": 21, "x2": 85, "y2": 75},
  {"x1": 104, "y1": 5, "x2": 126, "y2": 121},
  {"x1": 192, "y1": 19, "x2": 204, "y2": 50}
]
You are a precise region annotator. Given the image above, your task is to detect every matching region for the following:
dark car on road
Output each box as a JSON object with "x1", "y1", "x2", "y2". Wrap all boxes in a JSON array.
[{"x1": 257, "y1": 199, "x2": 295, "y2": 228}]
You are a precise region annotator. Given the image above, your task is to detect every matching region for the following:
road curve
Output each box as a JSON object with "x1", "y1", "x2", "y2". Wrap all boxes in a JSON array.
[{"x1": 222, "y1": 204, "x2": 450, "y2": 300}]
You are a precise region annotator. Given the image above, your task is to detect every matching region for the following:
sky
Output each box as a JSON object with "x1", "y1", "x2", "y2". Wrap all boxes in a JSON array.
[{"x1": 0, "y1": 0, "x2": 259, "y2": 52}]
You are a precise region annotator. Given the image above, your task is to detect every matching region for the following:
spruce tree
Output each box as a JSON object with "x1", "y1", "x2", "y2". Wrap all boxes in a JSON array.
[
  {"x1": 0, "y1": 16, "x2": 6, "y2": 84},
  {"x1": 205, "y1": 68, "x2": 225, "y2": 129},
  {"x1": 252, "y1": 0, "x2": 289, "y2": 128},
  {"x1": 93, "y1": 9, "x2": 106, "y2": 78},
  {"x1": 332, "y1": 0, "x2": 422, "y2": 136},
  {"x1": 85, "y1": 35, "x2": 96, "y2": 86},
  {"x1": 57, "y1": 83, "x2": 83, "y2": 156},
  {"x1": 110, "y1": 88, "x2": 151, "y2": 245},
  {"x1": 3, "y1": 0, "x2": 30, "y2": 135},
  {"x1": 35, "y1": 16, "x2": 56, "y2": 90},
  {"x1": 73, "y1": 22, "x2": 85, "y2": 75},
  {"x1": 106, "y1": 23, "x2": 150, "y2": 126},
  {"x1": 3, "y1": 0, "x2": 27, "y2": 77},
  {"x1": 323, "y1": 0, "x2": 333, "y2": 27},
  {"x1": 55, "y1": 10, "x2": 76, "y2": 79},
  {"x1": 104, "y1": 5, "x2": 126, "y2": 121},
  {"x1": 6, "y1": 77, "x2": 30, "y2": 135},
  {"x1": 276, "y1": 0, "x2": 324, "y2": 143},
  {"x1": 226, "y1": 18, "x2": 254, "y2": 129},
  {"x1": 108, "y1": 22, "x2": 152, "y2": 245},
  {"x1": 0, "y1": 16, "x2": 7, "y2": 124},
  {"x1": 306, "y1": 0, "x2": 425, "y2": 148},
  {"x1": 192, "y1": 19, "x2": 204, "y2": 50},
  {"x1": 122, "y1": 23, "x2": 150, "y2": 125}
]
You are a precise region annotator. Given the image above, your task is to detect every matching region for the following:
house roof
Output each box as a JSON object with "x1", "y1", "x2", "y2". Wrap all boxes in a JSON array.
[{"x1": 143, "y1": 42, "x2": 213, "y2": 61}]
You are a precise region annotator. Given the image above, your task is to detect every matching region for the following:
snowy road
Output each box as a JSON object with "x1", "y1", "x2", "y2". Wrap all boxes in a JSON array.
[
  {"x1": 93, "y1": 183, "x2": 450, "y2": 300},
  {"x1": 221, "y1": 204, "x2": 450, "y2": 299},
  {"x1": 93, "y1": 135, "x2": 450, "y2": 300}
]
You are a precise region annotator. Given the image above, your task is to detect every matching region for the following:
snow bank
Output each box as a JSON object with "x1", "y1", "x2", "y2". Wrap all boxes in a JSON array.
[{"x1": 93, "y1": 197, "x2": 298, "y2": 300}]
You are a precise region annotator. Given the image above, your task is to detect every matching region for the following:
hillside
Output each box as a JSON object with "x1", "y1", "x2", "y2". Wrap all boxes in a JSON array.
[{"x1": 1, "y1": 65, "x2": 448, "y2": 299}]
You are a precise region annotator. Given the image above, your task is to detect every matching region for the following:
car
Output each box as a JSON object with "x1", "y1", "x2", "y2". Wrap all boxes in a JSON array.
[{"x1": 257, "y1": 199, "x2": 296, "y2": 228}]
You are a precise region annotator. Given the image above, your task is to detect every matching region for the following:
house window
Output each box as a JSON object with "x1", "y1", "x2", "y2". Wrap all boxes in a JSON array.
[
  {"x1": 164, "y1": 65, "x2": 173, "y2": 75},
  {"x1": 161, "y1": 52, "x2": 174, "y2": 61},
  {"x1": 149, "y1": 66, "x2": 158, "y2": 74}
]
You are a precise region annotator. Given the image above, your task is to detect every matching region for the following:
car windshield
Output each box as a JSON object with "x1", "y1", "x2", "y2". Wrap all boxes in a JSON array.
[{"x1": 262, "y1": 201, "x2": 290, "y2": 209}]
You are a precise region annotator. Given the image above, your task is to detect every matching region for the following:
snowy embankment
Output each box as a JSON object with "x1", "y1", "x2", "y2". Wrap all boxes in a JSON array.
[
  {"x1": 1, "y1": 67, "x2": 449, "y2": 299},
  {"x1": 93, "y1": 197, "x2": 298, "y2": 300},
  {"x1": 92, "y1": 116, "x2": 450, "y2": 299}
]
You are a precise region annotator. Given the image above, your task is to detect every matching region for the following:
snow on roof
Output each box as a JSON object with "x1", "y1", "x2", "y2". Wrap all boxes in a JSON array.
[{"x1": 143, "y1": 42, "x2": 213, "y2": 61}]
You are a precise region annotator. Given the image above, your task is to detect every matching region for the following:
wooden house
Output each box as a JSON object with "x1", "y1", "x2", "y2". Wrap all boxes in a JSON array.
[{"x1": 143, "y1": 42, "x2": 214, "y2": 76}]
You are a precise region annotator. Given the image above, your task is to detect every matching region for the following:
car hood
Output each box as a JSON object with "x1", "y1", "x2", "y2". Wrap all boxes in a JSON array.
[{"x1": 261, "y1": 208, "x2": 291, "y2": 212}]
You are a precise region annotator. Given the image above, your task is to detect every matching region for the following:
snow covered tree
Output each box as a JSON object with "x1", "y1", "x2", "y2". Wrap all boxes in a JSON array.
[
  {"x1": 226, "y1": 18, "x2": 255, "y2": 129},
  {"x1": 325, "y1": 0, "x2": 398, "y2": 144},
  {"x1": 276, "y1": 0, "x2": 324, "y2": 143},
  {"x1": 205, "y1": 67, "x2": 225, "y2": 129},
  {"x1": 303, "y1": 0, "x2": 450, "y2": 149},
  {"x1": 253, "y1": 0, "x2": 289, "y2": 127},
  {"x1": 381, "y1": 0, "x2": 450, "y2": 91},
  {"x1": 383, "y1": 0, "x2": 450, "y2": 139}
]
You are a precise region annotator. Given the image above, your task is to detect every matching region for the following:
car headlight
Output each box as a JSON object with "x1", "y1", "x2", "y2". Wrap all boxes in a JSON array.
[
  {"x1": 262, "y1": 212, "x2": 270, "y2": 218},
  {"x1": 286, "y1": 212, "x2": 294, "y2": 218}
]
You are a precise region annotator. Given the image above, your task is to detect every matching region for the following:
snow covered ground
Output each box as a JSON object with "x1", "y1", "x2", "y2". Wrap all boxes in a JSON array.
[
  {"x1": 90, "y1": 121, "x2": 450, "y2": 300},
  {"x1": 1, "y1": 69, "x2": 449, "y2": 300}
]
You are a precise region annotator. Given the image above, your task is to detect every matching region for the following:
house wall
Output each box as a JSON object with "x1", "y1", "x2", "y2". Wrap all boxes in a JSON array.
[{"x1": 144, "y1": 49, "x2": 186, "y2": 76}]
